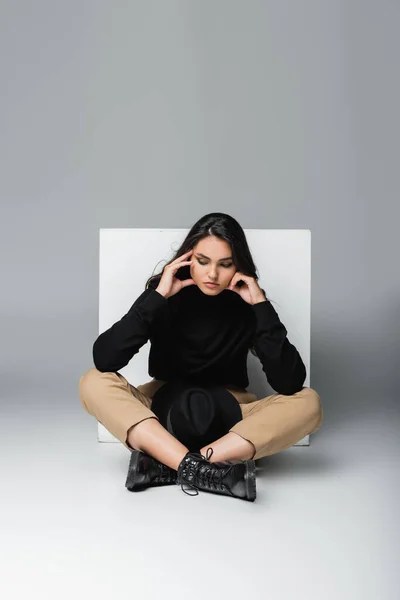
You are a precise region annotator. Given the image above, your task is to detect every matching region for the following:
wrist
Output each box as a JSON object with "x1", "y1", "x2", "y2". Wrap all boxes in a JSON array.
[
  {"x1": 252, "y1": 295, "x2": 267, "y2": 305},
  {"x1": 155, "y1": 287, "x2": 167, "y2": 299}
]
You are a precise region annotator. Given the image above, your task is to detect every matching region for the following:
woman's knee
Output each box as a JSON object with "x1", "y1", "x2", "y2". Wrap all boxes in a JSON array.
[
  {"x1": 301, "y1": 387, "x2": 323, "y2": 428},
  {"x1": 78, "y1": 368, "x2": 120, "y2": 411},
  {"x1": 79, "y1": 367, "x2": 101, "y2": 393}
]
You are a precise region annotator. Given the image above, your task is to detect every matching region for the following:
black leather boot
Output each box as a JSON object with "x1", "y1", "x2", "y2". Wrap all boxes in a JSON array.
[
  {"x1": 176, "y1": 448, "x2": 256, "y2": 502},
  {"x1": 125, "y1": 449, "x2": 177, "y2": 491}
]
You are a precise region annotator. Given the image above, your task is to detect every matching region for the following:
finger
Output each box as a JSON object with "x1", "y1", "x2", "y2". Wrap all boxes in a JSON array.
[
  {"x1": 171, "y1": 249, "x2": 193, "y2": 265},
  {"x1": 181, "y1": 278, "x2": 196, "y2": 288},
  {"x1": 228, "y1": 275, "x2": 238, "y2": 289},
  {"x1": 167, "y1": 259, "x2": 192, "y2": 271}
]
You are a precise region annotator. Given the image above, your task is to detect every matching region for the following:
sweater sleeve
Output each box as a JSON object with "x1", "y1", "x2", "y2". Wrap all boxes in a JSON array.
[
  {"x1": 92, "y1": 288, "x2": 167, "y2": 372},
  {"x1": 250, "y1": 300, "x2": 306, "y2": 395}
]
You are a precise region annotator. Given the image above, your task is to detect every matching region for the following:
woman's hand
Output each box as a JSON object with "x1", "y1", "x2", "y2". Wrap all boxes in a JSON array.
[
  {"x1": 227, "y1": 272, "x2": 267, "y2": 305},
  {"x1": 155, "y1": 249, "x2": 196, "y2": 299}
]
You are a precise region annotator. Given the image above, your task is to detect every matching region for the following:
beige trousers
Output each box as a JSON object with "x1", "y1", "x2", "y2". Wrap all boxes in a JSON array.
[{"x1": 78, "y1": 368, "x2": 323, "y2": 461}]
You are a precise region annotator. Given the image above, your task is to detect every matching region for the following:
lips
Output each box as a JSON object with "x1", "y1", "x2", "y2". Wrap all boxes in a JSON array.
[{"x1": 204, "y1": 282, "x2": 219, "y2": 286}]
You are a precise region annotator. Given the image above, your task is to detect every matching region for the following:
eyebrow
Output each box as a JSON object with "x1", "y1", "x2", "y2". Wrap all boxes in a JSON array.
[{"x1": 195, "y1": 253, "x2": 233, "y2": 261}]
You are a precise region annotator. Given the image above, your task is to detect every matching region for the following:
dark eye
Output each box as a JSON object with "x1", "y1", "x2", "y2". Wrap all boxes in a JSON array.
[{"x1": 197, "y1": 259, "x2": 232, "y2": 268}]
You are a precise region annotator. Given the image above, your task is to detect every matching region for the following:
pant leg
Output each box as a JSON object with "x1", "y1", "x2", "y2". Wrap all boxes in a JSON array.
[
  {"x1": 78, "y1": 368, "x2": 167, "y2": 451},
  {"x1": 226, "y1": 386, "x2": 323, "y2": 461}
]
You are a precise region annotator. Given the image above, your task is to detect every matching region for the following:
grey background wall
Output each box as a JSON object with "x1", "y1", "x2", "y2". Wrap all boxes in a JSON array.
[{"x1": 1, "y1": 1, "x2": 398, "y2": 426}]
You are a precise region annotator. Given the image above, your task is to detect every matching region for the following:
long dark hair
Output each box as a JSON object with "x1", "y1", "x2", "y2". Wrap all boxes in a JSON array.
[{"x1": 144, "y1": 212, "x2": 274, "y2": 356}]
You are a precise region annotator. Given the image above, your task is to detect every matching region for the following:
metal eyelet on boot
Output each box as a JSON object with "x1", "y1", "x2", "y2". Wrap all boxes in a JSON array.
[
  {"x1": 176, "y1": 447, "x2": 257, "y2": 501},
  {"x1": 177, "y1": 448, "x2": 215, "y2": 496}
]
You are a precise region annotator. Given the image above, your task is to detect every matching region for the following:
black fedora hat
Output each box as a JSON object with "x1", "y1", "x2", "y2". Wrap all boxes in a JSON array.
[{"x1": 150, "y1": 380, "x2": 243, "y2": 452}]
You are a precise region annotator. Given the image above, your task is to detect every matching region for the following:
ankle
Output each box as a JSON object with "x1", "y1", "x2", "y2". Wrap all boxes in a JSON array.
[
  {"x1": 172, "y1": 451, "x2": 190, "y2": 471},
  {"x1": 200, "y1": 436, "x2": 256, "y2": 462}
]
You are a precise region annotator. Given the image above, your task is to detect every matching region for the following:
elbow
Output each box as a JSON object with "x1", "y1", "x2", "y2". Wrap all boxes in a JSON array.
[
  {"x1": 92, "y1": 347, "x2": 124, "y2": 374},
  {"x1": 93, "y1": 360, "x2": 112, "y2": 373},
  {"x1": 272, "y1": 362, "x2": 307, "y2": 396},
  {"x1": 92, "y1": 355, "x2": 119, "y2": 373},
  {"x1": 92, "y1": 339, "x2": 113, "y2": 373},
  {"x1": 272, "y1": 381, "x2": 301, "y2": 396},
  {"x1": 92, "y1": 354, "x2": 109, "y2": 373},
  {"x1": 277, "y1": 383, "x2": 304, "y2": 396},
  {"x1": 282, "y1": 361, "x2": 307, "y2": 395}
]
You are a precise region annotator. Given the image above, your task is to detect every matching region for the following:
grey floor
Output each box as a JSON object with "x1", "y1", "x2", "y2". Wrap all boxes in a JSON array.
[{"x1": 1, "y1": 396, "x2": 399, "y2": 600}]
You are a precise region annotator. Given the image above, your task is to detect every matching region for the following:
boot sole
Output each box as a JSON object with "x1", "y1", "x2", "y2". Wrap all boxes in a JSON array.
[
  {"x1": 244, "y1": 460, "x2": 257, "y2": 501},
  {"x1": 125, "y1": 450, "x2": 145, "y2": 491}
]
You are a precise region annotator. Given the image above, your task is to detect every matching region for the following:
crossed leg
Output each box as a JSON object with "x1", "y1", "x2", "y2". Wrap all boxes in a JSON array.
[{"x1": 200, "y1": 386, "x2": 323, "y2": 462}]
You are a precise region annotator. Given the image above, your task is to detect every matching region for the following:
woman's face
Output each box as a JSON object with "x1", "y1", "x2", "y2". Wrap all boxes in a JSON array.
[{"x1": 189, "y1": 236, "x2": 237, "y2": 294}]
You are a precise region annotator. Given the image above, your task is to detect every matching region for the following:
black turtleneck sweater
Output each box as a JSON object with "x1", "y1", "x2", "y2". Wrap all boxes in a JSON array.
[{"x1": 92, "y1": 283, "x2": 306, "y2": 395}]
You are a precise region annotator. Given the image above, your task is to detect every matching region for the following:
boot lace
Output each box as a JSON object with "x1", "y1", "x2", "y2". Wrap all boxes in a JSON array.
[{"x1": 179, "y1": 447, "x2": 234, "y2": 496}]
